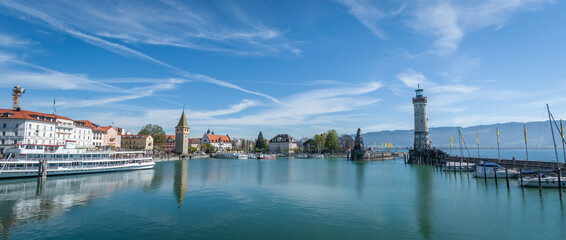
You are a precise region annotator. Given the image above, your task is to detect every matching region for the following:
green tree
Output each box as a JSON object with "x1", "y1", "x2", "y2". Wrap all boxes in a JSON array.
[
  {"x1": 338, "y1": 134, "x2": 354, "y2": 150},
  {"x1": 254, "y1": 131, "x2": 269, "y2": 153},
  {"x1": 204, "y1": 143, "x2": 216, "y2": 153},
  {"x1": 314, "y1": 134, "x2": 325, "y2": 152},
  {"x1": 325, "y1": 129, "x2": 339, "y2": 151},
  {"x1": 138, "y1": 124, "x2": 166, "y2": 144},
  {"x1": 189, "y1": 147, "x2": 198, "y2": 153},
  {"x1": 303, "y1": 139, "x2": 317, "y2": 153}
]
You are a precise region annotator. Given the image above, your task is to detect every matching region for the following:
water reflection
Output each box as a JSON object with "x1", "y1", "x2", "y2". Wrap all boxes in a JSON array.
[
  {"x1": 326, "y1": 159, "x2": 338, "y2": 187},
  {"x1": 257, "y1": 160, "x2": 263, "y2": 186},
  {"x1": 416, "y1": 167, "x2": 434, "y2": 239},
  {"x1": 355, "y1": 162, "x2": 366, "y2": 198},
  {"x1": 173, "y1": 160, "x2": 189, "y2": 208},
  {"x1": 0, "y1": 170, "x2": 154, "y2": 238}
]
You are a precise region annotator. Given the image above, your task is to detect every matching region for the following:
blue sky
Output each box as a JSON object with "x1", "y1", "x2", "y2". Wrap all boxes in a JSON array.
[{"x1": 0, "y1": 0, "x2": 565, "y2": 139}]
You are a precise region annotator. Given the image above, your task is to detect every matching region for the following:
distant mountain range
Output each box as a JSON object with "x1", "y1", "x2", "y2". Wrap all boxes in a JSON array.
[{"x1": 361, "y1": 121, "x2": 565, "y2": 149}]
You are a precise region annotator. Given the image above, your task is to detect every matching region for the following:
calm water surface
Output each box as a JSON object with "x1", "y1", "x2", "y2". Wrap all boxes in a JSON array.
[{"x1": 1, "y1": 158, "x2": 565, "y2": 239}]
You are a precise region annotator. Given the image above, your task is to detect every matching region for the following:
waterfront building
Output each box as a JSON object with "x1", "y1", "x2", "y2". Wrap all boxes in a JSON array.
[
  {"x1": 121, "y1": 135, "x2": 153, "y2": 151},
  {"x1": 174, "y1": 111, "x2": 190, "y2": 155},
  {"x1": 413, "y1": 87, "x2": 431, "y2": 150},
  {"x1": 100, "y1": 126, "x2": 121, "y2": 148},
  {"x1": 189, "y1": 138, "x2": 202, "y2": 151},
  {"x1": 0, "y1": 109, "x2": 101, "y2": 153},
  {"x1": 92, "y1": 124, "x2": 104, "y2": 148},
  {"x1": 268, "y1": 134, "x2": 298, "y2": 154},
  {"x1": 157, "y1": 135, "x2": 176, "y2": 152},
  {"x1": 201, "y1": 133, "x2": 232, "y2": 152}
]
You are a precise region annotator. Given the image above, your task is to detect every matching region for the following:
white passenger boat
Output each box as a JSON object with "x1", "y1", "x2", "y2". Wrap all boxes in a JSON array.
[
  {"x1": 472, "y1": 162, "x2": 519, "y2": 178},
  {"x1": 312, "y1": 154, "x2": 325, "y2": 159},
  {"x1": 519, "y1": 176, "x2": 566, "y2": 188},
  {"x1": 0, "y1": 142, "x2": 154, "y2": 179}
]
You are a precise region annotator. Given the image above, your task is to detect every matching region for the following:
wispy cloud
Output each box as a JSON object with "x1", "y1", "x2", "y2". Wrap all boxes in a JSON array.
[
  {"x1": 336, "y1": 0, "x2": 553, "y2": 54},
  {"x1": 396, "y1": 68, "x2": 478, "y2": 94},
  {"x1": 335, "y1": 0, "x2": 388, "y2": 39},
  {"x1": 0, "y1": 0, "x2": 299, "y2": 56},
  {"x1": 86, "y1": 82, "x2": 384, "y2": 134},
  {"x1": 0, "y1": 34, "x2": 31, "y2": 47},
  {"x1": 0, "y1": 0, "x2": 281, "y2": 103}
]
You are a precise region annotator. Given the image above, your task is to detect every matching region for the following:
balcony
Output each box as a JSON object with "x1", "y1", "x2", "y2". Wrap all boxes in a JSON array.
[{"x1": 57, "y1": 123, "x2": 74, "y2": 129}]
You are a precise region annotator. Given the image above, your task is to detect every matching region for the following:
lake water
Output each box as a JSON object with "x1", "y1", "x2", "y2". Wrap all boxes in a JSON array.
[{"x1": 1, "y1": 157, "x2": 565, "y2": 239}]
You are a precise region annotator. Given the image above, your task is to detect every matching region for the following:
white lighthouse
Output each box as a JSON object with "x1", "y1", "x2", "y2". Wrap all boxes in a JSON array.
[{"x1": 413, "y1": 87, "x2": 430, "y2": 150}]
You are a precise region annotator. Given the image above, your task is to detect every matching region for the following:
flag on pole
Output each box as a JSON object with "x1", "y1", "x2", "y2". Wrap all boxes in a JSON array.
[
  {"x1": 497, "y1": 129, "x2": 500, "y2": 143},
  {"x1": 450, "y1": 136, "x2": 453, "y2": 146},
  {"x1": 381, "y1": 142, "x2": 383, "y2": 148},
  {"x1": 561, "y1": 121, "x2": 564, "y2": 141},
  {"x1": 389, "y1": 143, "x2": 393, "y2": 148},
  {"x1": 476, "y1": 131, "x2": 479, "y2": 144},
  {"x1": 524, "y1": 124, "x2": 527, "y2": 144},
  {"x1": 53, "y1": 98, "x2": 56, "y2": 114}
]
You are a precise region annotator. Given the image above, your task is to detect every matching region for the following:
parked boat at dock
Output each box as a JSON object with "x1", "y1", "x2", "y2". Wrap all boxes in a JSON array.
[
  {"x1": 519, "y1": 176, "x2": 566, "y2": 188},
  {"x1": 0, "y1": 143, "x2": 154, "y2": 179},
  {"x1": 257, "y1": 154, "x2": 277, "y2": 159},
  {"x1": 442, "y1": 162, "x2": 475, "y2": 171},
  {"x1": 472, "y1": 162, "x2": 519, "y2": 178}
]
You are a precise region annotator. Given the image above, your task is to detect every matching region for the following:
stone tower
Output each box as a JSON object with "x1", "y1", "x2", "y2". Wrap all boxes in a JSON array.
[
  {"x1": 175, "y1": 110, "x2": 190, "y2": 155},
  {"x1": 413, "y1": 87, "x2": 430, "y2": 150}
]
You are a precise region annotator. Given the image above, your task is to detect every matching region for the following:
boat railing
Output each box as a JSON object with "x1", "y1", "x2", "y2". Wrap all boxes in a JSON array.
[
  {"x1": 9, "y1": 155, "x2": 152, "y2": 162},
  {"x1": 0, "y1": 161, "x2": 152, "y2": 171}
]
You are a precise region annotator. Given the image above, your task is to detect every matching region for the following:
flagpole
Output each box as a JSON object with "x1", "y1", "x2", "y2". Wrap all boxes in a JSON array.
[
  {"x1": 476, "y1": 131, "x2": 480, "y2": 158},
  {"x1": 496, "y1": 128, "x2": 501, "y2": 163},
  {"x1": 524, "y1": 123, "x2": 529, "y2": 161},
  {"x1": 449, "y1": 135, "x2": 452, "y2": 155}
]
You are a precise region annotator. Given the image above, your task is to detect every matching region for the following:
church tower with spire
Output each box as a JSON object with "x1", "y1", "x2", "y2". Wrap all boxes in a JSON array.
[{"x1": 175, "y1": 110, "x2": 190, "y2": 155}]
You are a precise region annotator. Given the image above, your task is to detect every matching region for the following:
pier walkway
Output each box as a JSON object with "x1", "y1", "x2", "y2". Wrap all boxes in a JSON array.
[{"x1": 408, "y1": 149, "x2": 565, "y2": 170}]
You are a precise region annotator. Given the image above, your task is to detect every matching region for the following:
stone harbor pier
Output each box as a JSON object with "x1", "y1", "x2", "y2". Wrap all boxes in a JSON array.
[{"x1": 348, "y1": 128, "x2": 396, "y2": 161}]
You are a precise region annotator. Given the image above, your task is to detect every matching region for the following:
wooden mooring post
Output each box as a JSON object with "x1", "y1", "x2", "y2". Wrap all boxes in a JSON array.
[
  {"x1": 505, "y1": 168, "x2": 510, "y2": 189},
  {"x1": 558, "y1": 169, "x2": 563, "y2": 201},
  {"x1": 494, "y1": 167, "x2": 498, "y2": 186},
  {"x1": 538, "y1": 171, "x2": 542, "y2": 196},
  {"x1": 38, "y1": 159, "x2": 47, "y2": 179},
  {"x1": 519, "y1": 168, "x2": 524, "y2": 190}
]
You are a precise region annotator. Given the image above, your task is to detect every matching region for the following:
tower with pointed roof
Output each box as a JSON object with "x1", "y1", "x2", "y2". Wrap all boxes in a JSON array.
[{"x1": 175, "y1": 110, "x2": 190, "y2": 155}]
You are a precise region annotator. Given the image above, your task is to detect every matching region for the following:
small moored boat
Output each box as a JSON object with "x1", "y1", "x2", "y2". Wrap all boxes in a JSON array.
[{"x1": 472, "y1": 162, "x2": 519, "y2": 178}]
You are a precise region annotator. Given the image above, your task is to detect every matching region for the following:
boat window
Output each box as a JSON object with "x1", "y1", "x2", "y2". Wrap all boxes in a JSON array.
[
  {"x1": 55, "y1": 154, "x2": 63, "y2": 159},
  {"x1": 73, "y1": 154, "x2": 82, "y2": 159}
]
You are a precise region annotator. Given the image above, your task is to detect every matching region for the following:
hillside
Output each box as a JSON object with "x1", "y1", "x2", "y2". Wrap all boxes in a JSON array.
[{"x1": 361, "y1": 121, "x2": 564, "y2": 149}]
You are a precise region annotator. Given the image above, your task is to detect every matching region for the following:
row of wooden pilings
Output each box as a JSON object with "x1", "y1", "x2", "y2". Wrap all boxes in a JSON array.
[{"x1": 404, "y1": 149, "x2": 564, "y2": 201}]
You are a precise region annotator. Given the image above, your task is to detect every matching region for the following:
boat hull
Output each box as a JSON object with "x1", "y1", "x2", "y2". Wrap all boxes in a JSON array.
[
  {"x1": 0, "y1": 162, "x2": 155, "y2": 179},
  {"x1": 472, "y1": 170, "x2": 518, "y2": 178},
  {"x1": 519, "y1": 177, "x2": 566, "y2": 188}
]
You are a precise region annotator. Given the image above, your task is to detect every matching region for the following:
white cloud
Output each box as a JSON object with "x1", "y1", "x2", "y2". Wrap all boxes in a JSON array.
[
  {"x1": 0, "y1": 0, "x2": 281, "y2": 103},
  {"x1": 85, "y1": 82, "x2": 384, "y2": 134},
  {"x1": 336, "y1": 0, "x2": 553, "y2": 54},
  {"x1": 336, "y1": 0, "x2": 388, "y2": 39},
  {"x1": 0, "y1": 0, "x2": 299, "y2": 56},
  {"x1": 396, "y1": 68, "x2": 478, "y2": 94}
]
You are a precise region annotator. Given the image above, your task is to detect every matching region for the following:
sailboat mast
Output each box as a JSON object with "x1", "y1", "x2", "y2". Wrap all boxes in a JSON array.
[
  {"x1": 561, "y1": 120, "x2": 566, "y2": 163},
  {"x1": 547, "y1": 104, "x2": 563, "y2": 201},
  {"x1": 547, "y1": 104, "x2": 560, "y2": 167},
  {"x1": 458, "y1": 128, "x2": 463, "y2": 164}
]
